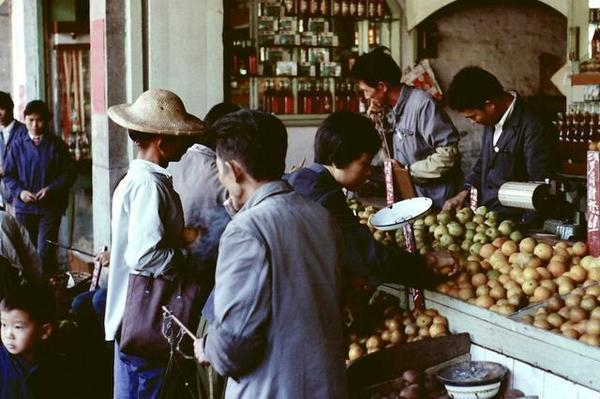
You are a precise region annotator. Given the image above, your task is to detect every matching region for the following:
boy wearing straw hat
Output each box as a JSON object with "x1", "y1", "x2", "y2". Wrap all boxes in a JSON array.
[{"x1": 105, "y1": 89, "x2": 204, "y2": 399}]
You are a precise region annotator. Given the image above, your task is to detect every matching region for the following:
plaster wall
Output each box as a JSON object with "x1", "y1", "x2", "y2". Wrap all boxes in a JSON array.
[{"x1": 0, "y1": 2, "x2": 11, "y2": 93}]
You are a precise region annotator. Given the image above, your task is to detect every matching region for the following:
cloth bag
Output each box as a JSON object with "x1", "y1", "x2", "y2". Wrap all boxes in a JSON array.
[{"x1": 119, "y1": 273, "x2": 203, "y2": 360}]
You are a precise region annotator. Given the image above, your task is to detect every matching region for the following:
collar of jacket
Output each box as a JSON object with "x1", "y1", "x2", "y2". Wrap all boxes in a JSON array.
[
  {"x1": 129, "y1": 158, "x2": 172, "y2": 178},
  {"x1": 391, "y1": 83, "x2": 412, "y2": 117},
  {"x1": 237, "y1": 180, "x2": 292, "y2": 215}
]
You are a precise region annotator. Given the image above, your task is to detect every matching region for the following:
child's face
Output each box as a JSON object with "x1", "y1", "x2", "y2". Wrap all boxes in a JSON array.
[
  {"x1": 1, "y1": 309, "x2": 47, "y2": 361},
  {"x1": 25, "y1": 113, "x2": 46, "y2": 137}
]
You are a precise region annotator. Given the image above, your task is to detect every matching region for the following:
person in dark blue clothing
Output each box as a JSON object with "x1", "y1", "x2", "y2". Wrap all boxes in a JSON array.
[
  {"x1": 4, "y1": 100, "x2": 76, "y2": 274},
  {"x1": 285, "y1": 111, "x2": 455, "y2": 289},
  {"x1": 0, "y1": 283, "x2": 81, "y2": 399},
  {"x1": 443, "y1": 66, "x2": 557, "y2": 221},
  {"x1": 0, "y1": 91, "x2": 28, "y2": 212}
]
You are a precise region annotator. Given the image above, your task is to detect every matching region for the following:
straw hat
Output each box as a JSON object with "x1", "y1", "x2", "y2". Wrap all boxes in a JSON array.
[{"x1": 108, "y1": 89, "x2": 205, "y2": 136}]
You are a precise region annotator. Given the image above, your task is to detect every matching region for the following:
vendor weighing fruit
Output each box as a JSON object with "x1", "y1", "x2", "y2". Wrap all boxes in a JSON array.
[{"x1": 443, "y1": 67, "x2": 557, "y2": 221}]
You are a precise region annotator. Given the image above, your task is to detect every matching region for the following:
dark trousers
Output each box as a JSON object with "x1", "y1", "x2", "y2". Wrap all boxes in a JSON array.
[{"x1": 16, "y1": 212, "x2": 61, "y2": 274}]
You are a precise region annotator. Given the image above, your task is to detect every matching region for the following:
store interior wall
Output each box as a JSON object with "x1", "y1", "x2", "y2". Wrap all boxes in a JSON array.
[
  {"x1": 146, "y1": 0, "x2": 224, "y2": 120},
  {"x1": 419, "y1": 0, "x2": 567, "y2": 176},
  {"x1": 0, "y1": 1, "x2": 11, "y2": 92}
]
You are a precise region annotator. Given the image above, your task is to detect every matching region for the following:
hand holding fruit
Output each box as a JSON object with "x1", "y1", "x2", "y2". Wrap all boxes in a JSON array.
[
  {"x1": 442, "y1": 190, "x2": 469, "y2": 211},
  {"x1": 425, "y1": 250, "x2": 460, "y2": 278}
]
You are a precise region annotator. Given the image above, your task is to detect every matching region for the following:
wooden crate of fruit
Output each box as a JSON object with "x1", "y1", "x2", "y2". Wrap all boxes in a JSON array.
[{"x1": 347, "y1": 333, "x2": 470, "y2": 398}]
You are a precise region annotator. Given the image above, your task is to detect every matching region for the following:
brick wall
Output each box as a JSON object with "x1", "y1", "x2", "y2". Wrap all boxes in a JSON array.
[{"x1": 420, "y1": 0, "x2": 567, "y2": 175}]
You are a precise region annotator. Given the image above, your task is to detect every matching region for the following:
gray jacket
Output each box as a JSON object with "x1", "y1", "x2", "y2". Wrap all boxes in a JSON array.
[
  {"x1": 203, "y1": 180, "x2": 347, "y2": 399},
  {"x1": 388, "y1": 85, "x2": 462, "y2": 208}
]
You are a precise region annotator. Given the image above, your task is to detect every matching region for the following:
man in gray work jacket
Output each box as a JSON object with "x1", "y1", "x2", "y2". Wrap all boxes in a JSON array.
[
  {"x1": 194, "y1": 110, "x2": 347, "y2": 398},
  {"x1": 351, "y1": 48, "x2": 462, "y2": 209},
  {"x1": 443, "y1": 66, "x2": 557, "y2": 221}
]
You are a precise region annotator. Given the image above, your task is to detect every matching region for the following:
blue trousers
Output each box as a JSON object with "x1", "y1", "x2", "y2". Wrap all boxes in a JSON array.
[
  {"x1": 15, "y1": 212, "x2": 61, "y2": 274},
  {"x1": 113, "y1": 342, "x2": 166, "y2": 399}
]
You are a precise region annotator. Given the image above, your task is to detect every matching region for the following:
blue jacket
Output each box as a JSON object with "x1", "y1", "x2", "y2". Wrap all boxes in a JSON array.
[
  {"x1": 285, "y1": 163, "x2": 435, "y2": 288},
  {"x1": 4, "y1": 133, "x2": 76, "y2": 215},
  {"x1": 465, "y1": 95, "x2": 557, "y2": 220},
  {"x1": 0, "y1": 345, "x2": 80, "y2": 399},
  {"x1": 0, "y1": 120, "x2": 28, "y2": 203}
]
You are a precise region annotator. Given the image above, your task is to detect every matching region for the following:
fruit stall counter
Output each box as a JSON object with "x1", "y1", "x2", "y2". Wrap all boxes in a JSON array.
[{"x1": 378, "y1": 283, "x2": 600, "y2": 393}]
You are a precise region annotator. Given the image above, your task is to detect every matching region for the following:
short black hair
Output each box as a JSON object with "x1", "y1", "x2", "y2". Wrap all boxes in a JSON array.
[
  {"x1": 0, "y1": 283, "x2": 57, "y2": 326},
  {"x1": 213, "y1": 109, "x2": 287, "y2": 181},
  {"x1": 447, "y1": 66, "x2": 505, "y2": 111},
  {"x1": 350, "y1": 47, "x2": 401, "y2": 88},
  {"x1": 202, "y1": 103, "x2": 242, "y2": 149},
  {"x1": 315, "y1": 111, "x2": 381, "y2": 168},
  {"x1": 128, "y1": 129, "x2": 158, "y2": 143},
  {"x1": 204, "y1": 103, "x2": 241, "y2": 128},
  {"x1": 0, "y1": 91, "x2": 14, "y2": 111},
  {"x1": 23, "y1": 100, "x2": 51, "y2": 122}
]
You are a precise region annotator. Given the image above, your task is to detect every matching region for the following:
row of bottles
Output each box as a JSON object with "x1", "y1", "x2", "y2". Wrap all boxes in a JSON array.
[
  {"x1": 231, "y1": 40, "x2": 258, "y2": 76},
  {"x1": 261, "y1": 79, "x2": 362, "y2": 114},
  {"x1": 261, "y1": 0, "x2": 387, "y2": 18},
  {"x1": 554, "y1": 104, "x2": 600, "y2": 163}
]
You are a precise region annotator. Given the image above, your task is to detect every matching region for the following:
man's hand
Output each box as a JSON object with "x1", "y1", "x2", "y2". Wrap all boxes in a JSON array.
[
  {"x1": 19, "y1": 190, "x2": 37, "y2": 203},
  {"x1": 366, "y1": 99, "x2": 383, "y2": 123},
  {"x1": 424, "y1": 250, "x2": 460, "y2": 278},
  {"x1": 35, "y1": 186, "x2": 50, "y2": 201},
  {"x1": 443, "y1": 189, "x2": 469, "y2": 211},
  {"x1": 194, "y1": 338, "x2": 210, "y2": 366},
  {"x1": 96, "y1": 248, "x2": 110, "y2": 267}
]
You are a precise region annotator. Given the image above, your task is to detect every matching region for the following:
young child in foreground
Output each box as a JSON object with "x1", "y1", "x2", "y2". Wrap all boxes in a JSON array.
[{"x1": 0, "y1": 283, "x2": 80, "y2": 399}]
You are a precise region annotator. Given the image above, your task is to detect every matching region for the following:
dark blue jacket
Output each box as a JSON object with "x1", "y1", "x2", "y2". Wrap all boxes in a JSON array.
[
  {"x1": 0, "y1": 120, "x2": 28, "y2": 203},
  {"x1": 466, "y1": 95, "x2": 557, "y2": 220},
  {"x1": 285, "y1": 163, "x2": 434, "y2": 288},
  {"x1": 4, "y1": 133, "x2": 76, "y2": 215},
  {"x1": 0, "y1": 345, "x2": 79, "y2": 399}
]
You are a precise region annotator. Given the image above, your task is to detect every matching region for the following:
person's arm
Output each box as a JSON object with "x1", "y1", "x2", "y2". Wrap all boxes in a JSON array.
[
  {"x1": 45, "y1": 140, "x2": 77, "y2": 194},
  {"x1": 124, "y1": 179, "x2": 183, "y2": 276},
  {"x1": 523, "y1": 120, "x2": 557, "y2": 181},
  {"x1": 409, "y1": 100, "x2": 460, "y2": 181},
  {"x1": 3, "y1": 146, "x2": 27, "y2": 201},
  {"x1": 202, "y1": 228, "x2": 271, "y2": 378}
]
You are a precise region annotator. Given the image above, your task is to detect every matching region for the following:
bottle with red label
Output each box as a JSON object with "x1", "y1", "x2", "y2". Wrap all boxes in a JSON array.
[
  {"x1": 282, "y1": 80, "x2": 294, "y2": 114},
  {"x1": 304, "y1": 82, "x2": 315, "y2": 114},
  {"x1": 270, "y1": 81, "x2": 281, "y2": 114},
  {"x1": 335, "y1": 81, "x2": 346, "y2": 111},
  {"x1": 247, "y1": 40, "x2": 257, "y2": 76},
  {"x1": 323, "y1": 80, "x2": 333, "y2": 114},
  {"x1": 263, "y1": 80, "x2": 272, "y2": 112},
  {"x1": 315, "y1": 81, "x2": 324, "y2": 113}
]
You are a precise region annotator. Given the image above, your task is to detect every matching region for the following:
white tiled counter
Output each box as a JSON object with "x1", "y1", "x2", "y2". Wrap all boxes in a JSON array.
[{"x1": 378, "y1": 284, "x2": 600, "y2": 398}]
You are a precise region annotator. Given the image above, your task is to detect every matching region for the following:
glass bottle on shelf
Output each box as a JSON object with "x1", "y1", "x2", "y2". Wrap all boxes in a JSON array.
[
  {"x1": 271, "y1": 81, "x2": 282, "y2": 114},
  {"x1": 248, "y1": 41, "x2": 257, "y2": 76},
  {"x1": 298, "y1": 82, "x2": 305, "y2": 114},
  {"x1": 238, "y1": 41, "x2": 248, "y2": 76},
  {"x1": 335, "y1": 81, "x2": 346, "y2": 111},
  {"x1": 231, "y1": 41, "x2": 240, "y2": 75},
  {"x1": 315, "y1": 81, "x2": 324, "y2": 113},
  {"x1": 593, "y1": 25, "x2": 600, "y2": 59},
  {"x1": 349, "y1": 0, "x2": 357, "y2": 17},
  {"x1": 299, "y1": 0, "x2": 309, "y2": 16},
  {"x1": 333, "y1": 0, "x2": 341, "y2": 16},
  {"x1": 367, "y1": 0, "x2": 376, "y2": 18},
  {"x1": 282, "y1": 81, "x2": 294, "y2": 114},
  {"x1": 263, "y1": 80, "x2": 272, "y2": 112},
  {"x1": 376, "y1": 0, "x2": 385, "y2": 18},
  {"x1": 284, "y1": 0, "x2": 295, "y2": 15},
  {"x1": 309, "y1": 0, "x2": 320, "y2": 16},
  {"x1": 357, "y1": 0, "x2": 365, "y2": 18},
  {"x1": 341, "y1": 0, "x2": 349, "y2": 16},
  {"x1": 323, "y1": 80, "x2": 333, "y2": 113},
  {"x1": 304, "y1": 82, "x2": 315, "y2": 114},
  {"x1": 320, "y1": 0, "x2": 330, "y2": 16}
]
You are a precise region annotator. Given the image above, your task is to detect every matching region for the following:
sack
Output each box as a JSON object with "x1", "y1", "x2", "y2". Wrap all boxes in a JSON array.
[{"x1": 119, "y1": 273, "x2": 203, "y2": 361}]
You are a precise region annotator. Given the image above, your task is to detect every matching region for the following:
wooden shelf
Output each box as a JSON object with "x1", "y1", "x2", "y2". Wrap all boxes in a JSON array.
[{"x1": 571, "y1": 73, "x2": 600, "y2": 86}]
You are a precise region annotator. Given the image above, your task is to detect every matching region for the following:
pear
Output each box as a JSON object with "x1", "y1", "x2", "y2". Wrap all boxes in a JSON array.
[
  {"x1": 447, "y1": 222, "x2": 465, "y2": 238},
  {"x1": 475, "y1": 206, "x2": 488, "y2": 216}
]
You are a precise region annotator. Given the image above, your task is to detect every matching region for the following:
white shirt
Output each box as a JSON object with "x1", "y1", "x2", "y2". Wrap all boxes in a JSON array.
[
  {"x1": 104, "y1": 159, "x2": 185, "y2": 341},
  {"x1": 0, "y1": 120, "x2": 15, "y2": 145},
  {"x1": 493, "y1": 91, "x2": 517, "y2": 146}
]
